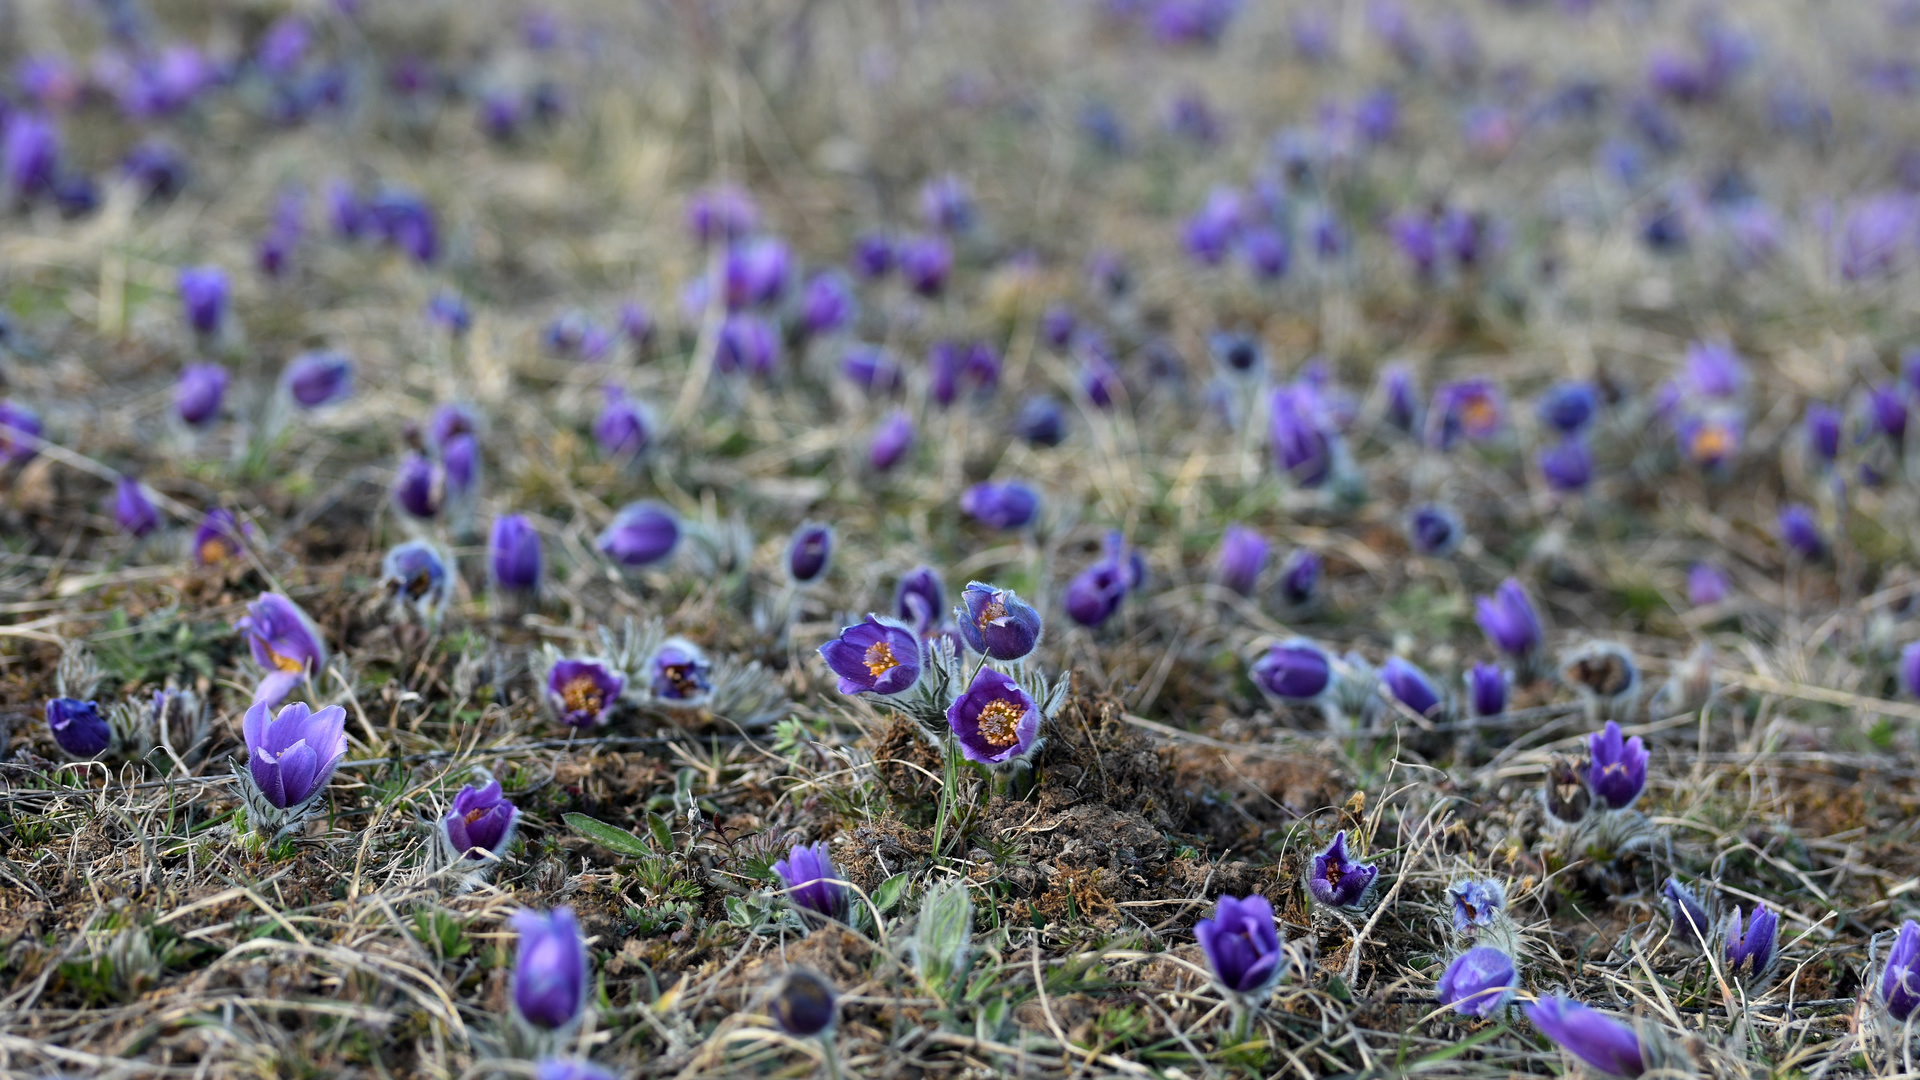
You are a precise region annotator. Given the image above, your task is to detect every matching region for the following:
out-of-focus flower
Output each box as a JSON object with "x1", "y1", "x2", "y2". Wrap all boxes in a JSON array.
[
  {"x1": 1585, "y1": 720, "x2": 1649, "y2": 809},
  {"x1": 512, "y1": 908, "x2": 588, "y2": 1032},
  {"x1": 1040, "y1": 305, "x2": 1077, "y2": 351},
  {"x1": 960, "y1": 482, "x2": 1039, "y2": 530},
  {"x1": 786, "y1": 522, "x2": 834, "y2": 584},
  {"x1": 1195, "y1": 894, "x2": 1284, "y2": 998},
  {"x1": 1064, "y1": 532, "x2": 1141, "y2": 628},
  {"x1": 1308, "y1": 830, "x2": 1379, "y2": 910},
  {"x1": 1537, "y1": 381, "x2": 1598, "y2": 434},
  {"x1": 1438, "y1": 947, "x2": 1516, "y2": 1017},
  {"x1": 442, "y1": 780, "x2": 518, "y2": 862},
  {"x1": 1381, "y1": 657, "x2": 1444, "y2": 717},
  {"x1": 427, "y1": 292, "x2": 472, "y2": 335},
  {"x1": 1182, "y1": 185, "x2": 1244, "y2": 266},
  {"x1": 1278, "y1": 548, "x2": 1321, "y2": 607},
  {"x1": 1269, "y1": 385, "x2": 1335, "y2": 486},
  {"x1": 898, "y1": 235, "x2": 953, "y2": 297},
  {"x1": 236, "y1": 593, "x2": 328, "y2": 707},
  {"x1": 1880, "y1": 920, "x2": 1920, "y2": 1022},
  {"x1": 535, "y1": 1060, "x2": 617, "y2": 1080},
  {"x1": 819, "y1": 615, "x2": 922, "y2": 696},
  {"x1": 955, "y1": 582, "x2": 1042, "y2": 660},
  {"x1": 619, "y1": 302, "x2": 654, "y2": 348},
  {"x1": 1663, "y1": 877, "x2": 1712, "y2": 951},
  {"x1": 1688, "y1": 563, "x2": 1729, "y2": 607},
  {"x1": 47, "y1": 697, "x2": 111, "y2": 758},
  {"x1": 1381, "y1": 364, "x2": 1421, "y2": 434},
  {"x1": 592, "y1": 387, "x2": 652, "y2": 460},
  {"x1": 1869, "y1": 382, "x2": 1909, "y2": 445},
  {"x1": 1407, "y1": 504, "x2": 1462, "y2": 557},
  {"x1": 1539, "y1": 438, "x2": 1593, "y2": 492},
  {"x1": 1475, "y1": 579, "x2": 1542, "y2": 663},
  {"x1": 1243, "y1": 227, "x2": 1290, "y2": 281},
  {"x1": 545, "y1": 659, "x2": 624, "y2": 727},
  {"x1": 895, "y1": 568, "x2": 946, "y2": 638},
  {"x1": 1681, "y1": 340, "x2": 1746, "y2": 400},
  {"x1": 1209, "y1": 332, "x2": 1263, "y2": 379},
  {"x1": 723, "y1": 237, "x2": 791, "y2": 309},
  {"x1": 1252, "y1": 639, "x2": 1333, "y2": 702},
  {"x1": 3, "y1": 111, "x2": 59, "y2": 201},
  {"x1": 489, "y1": 515, "x2": 543, "y2": 598},
  {"x1": 113, "y1": 476, "x2": 159, "y2": 537},
  {"x1": 393, "y1": 454, "x2": 441, "y2": 520},
  {"x1": 1561, "y1": 641, "x2": 1642, "y2": 722},
  {"x1": 257, "y1": 14, "x2": 311, "y2": 76},
  {"x1": 800, "y1": 272, "x2": 856, "y2": 337},
  {"x1": 1805, "y1": 403, "x2": 1842, "y2": 465},
  {"x1": 715, "y1": 313, "x2": 779, "y2": 376},
  {"x1": 365, "y1": 188, "x2": 438, "y2": 263},
  {"x1": 768, "y1": 969, "x2": 838, "y2": 1038},
  {"x1": 0, "y1": 400, "x2": 42, "y2": 467},
  {"x1": 1677, "y1": 412, "x2": 1742, "y2": 470},
  {"x1": 1901, "y1": 641, "x2": 1920, "y2": 698},
  {"x1": 1465, "y1": 663, "x2": 1507, "y2": 717},
  {"x1": 1723, "y1": 904, "x2": 1778, "y2": 985},
  {"x1": 841, "y1": 346, "x2": 902, "y2": 395},
  {"x1": 284, "y1": 351, "x2": 353, "y2": 409},
  {"x1": 178, "y1": 265, "x2": 229, "y2": 337},
  {"x1": 919, "y1": 174, "x2": 974, "y2": 233},
  {"x1": 947, "y1": 667, "x2": 1041, "y2": 766},
  {"x1": 648, "y1": 640, "x2": 713, "y2": 705},
  {"x1": 773, "y1": 841, "x2": 846, "y2": 920},
  {"x1": 1837, "y1": 193, "x2": 1919, "y2": 281},
  {"x1": 381, "y1": 540, "x2": 452, "y2": 624},
  {"x1": 1450, "y1": 879, "x2": 1506, "y2": 934},
  {"x1": 688, "y1": 185, "x2": 758, "y2": 246},
  {"x1": 243, "y1": 699, "x2": 349, "y2": 810},
  {"x1": 850, "y1": 233, "x2": 893, "y2": 279},
  {"x1": 597, "y1": 501, "x2": 680, "y2": 568},
  {"x1": 1524, "y1": 997, "x2": 1644, "y2": 1078},
  {"x1": 1015, "y1": 396, "x2": 1066, "y2": 447},
  {"x1": 1777, "y1": 504, "x2": 1826, "y2": 560},
  {"x1": 1216, "y1": 525, "x2": 1268, "y2": 597},
  {"x1": 868, "y1": 411, "x2": 914, "y2": 472},
  {"x1": 193, "y1": 509, "x2": 249, "y2": 567},
  {"x1": 1543, "y1": 755, "x2": 1592, "y2": 825},
  {"x1": 479, "y1": 92, "x2": 523, "y2": 141},
  {"x1": 1427, "y1": 379, "x2": 1504, "y2": 449}
]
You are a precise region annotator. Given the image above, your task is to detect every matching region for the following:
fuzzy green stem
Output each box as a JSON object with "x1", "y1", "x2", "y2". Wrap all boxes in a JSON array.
[{"x1": 818, "y1": 1032, "x2": 842, "y2": 1080}]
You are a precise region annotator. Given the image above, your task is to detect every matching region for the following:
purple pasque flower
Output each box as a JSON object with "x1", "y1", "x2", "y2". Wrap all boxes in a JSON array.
[
  {"x1": 960, "y1": 482, "x2": 1039, "y2": 530},
  {"x1": 113, "y1": 476, "x2": 160, "y2": 538},
  {"x1": 284, "y1": 350, "x2": 353, "y2": 409},
  {"x1": 1427, "y1": 378, "x2": 1505, "y2": 449},
  {"x1": 773, "y1": 840, "x2": 846, "y2": 920},
  {"x1": 597, "y1": 501, "x2": 680, "y2": 568},
  {"x1": 365, "y1": 187, "x2": 438, "y2": 263},
  {"x1": 1837, "y1": 194, "x2": 1919, "y2": 281},
  {"x1": 1688, "y1": 563, "x2": 1729, "y2": 607},
  {"x1": 619, "y1": 301, "x2": 655, "y2": 348},
  {"x1": 236, "y1": 593, "x2": 329, "y2": 708},
  {"x1": 1777, "y1": 504, "x2": 1826, "y2": 560},
  {"x1": 1208, "y1": 332, "x2": 1263, "y2": 379},
  {"x1": 947, "y1": 667, "x2": 1041, "y2": 767},
  {"x1": 894, "y1": 568, "x2": 946, "y2": 637},
  {"x1": 649, "y1": 640, "x2": 714, "y2": 705},
  {"x1": 1474, "y1": 579, "x2": 1542, "y2": 661},
  {"x1": 786, "y1": 522, "x2": 834, "y2": 584},
  {"x1": 1869, "y1": 383, "x2": 1908, "y2": 445},
  {"x1": 919, "y1": 173, "x2": 975, "y2": 233},
  {"x1": 1584, "y1": 720, "x2": 1649, "y2": 810},
  {"x1": 536, "y1": 1061, "x2": 618, "y2": 1080},
  {"x1": 868, "y1": 411, "x2": 914, "y2": 472},
  {"x1": 0, "y1": 400, "x2": 42, "y2": 467},
  {"x1": 1663, "y1": 878, "x2": 1712, "y2": 950},
  {"x1": 1449, "y1": 879, "x2": 1506, "y2": 934},
  {"x1": 175, "y1": 363, "x2": 229, "y2": 427},
  {"x1": 1040, "y1": 305, "x2": 1077, "y2": 351},
  {"x1": 1381, "y1": 657, "x2": 1444, "y2": 717},
  {"x1": 715, "y1": 313, "x2": 779, "y2": 376},
  {"x1": 1539, "y1": 438, "x2": 1593, "y2": 493},
  {"x1": 687, "y1": 184, "x2": 758, "y2": 245},
  {"x1": 243, "y1": 699, "x2": 350, "y2": 810},
  {"x1": 1880, "y1": 920, "x2": 1920, "y2": 1022},
  {"x1": 1676, "y1": 412, "x2": 1742, "y2": 470},
  {"x1": 1407, "y1": 504, "x2": 1462, "y2": 557},
  {"x1": 393, "y1": 454, "x2": 441, "y2": 520},
  {"x1": 593, "y1": 387, "x2": 652, "y2": 460},
  {"x1": 1015, "y1": 395, "x2": 1066, "y2": 447},
  {"x1": 1251, "y1": 639, "x2": 1333, "y2": 702},
  {"x1": 3, "y1": 111, "x2": 59, "y2": 201},
  {"x1": 1308, "y1": 830, "x2": 1379, "y2": 910},
  {"x1": 1523, "y1": 997, "x2": 1645, "y2": 1078},
  {"x1": 768, "y1": 969, "x2": 838, "y2": 1038},
  {"x1": 800, "y1": 271, "x2": 857, "y2": 336},
  {"x1": 1437, "y1": 946, "x2": 1516, "y2": 1017},
  {"x1": 723, "y1": 237, "x2": 791, "y2": 308},
  {"x1": 1194, "y1": 894, "x2": 1284, "y2": 997},
  {"x1": 840, "y1": 346, "x2": 901, "y2": 395},
  {"x1": 1901, "y1": 641, "x2": 1920, "y2": 698},
  {"x1": 1182, "y1": 185, "x2": 1244, "y2": 265},
  {"x1": 1681, "y1": 340, "x2": 1746, "y2": 401},
  {"x1": 1390, "y1": 209, "x2": 1441, "y2": 279},
  {"x1": 1279, "y1": 548, "x2": 1321, "y2": 607},
  {"x1": 1269, "y1": 385, "x2": 1335, "y2": 486},
  {"x1": 1243, "y1": 227, "x2": 1290, "y2": 281},
  {"x1": 193, "y1": 508, "x2": 249, "y2": 567},
  {"x1": 47, "y1": 698, "x2": 112, "y2": 758},
  {"x1": 897, "y1": 234, "x2": 953, "y2": 297},
  {"x1": 1465, "y1": 663, "x2": 1507, "y2": 718},
  {"x1": 955, "y1": 582, "x2": 1042, "y2": 660},
  {"x1": 381, "y1": 540, "x2": 452, "y2": 622},
  {"x1": 850, "y1": 232, "x2": 894, "y2": 279},
  {"x1": 1215, "y1": 525, "x2": 1268, "y2": 598},
  {"x1": 819, "y1": 615, "x2": 922, "y2": 696},
  {"x1": 122, "y1": 140, "x2": 188, "y2": 202},
  {"x1": 1064, "y1": 532, "x2": 1142, "y2": 628},
  {"x1": 511, "y1": 907, "x2": 589, "y2": 1032},
  {"x1": 1537, "y1": 380, "x2": 1599, "y2": 434},
  {"x1": 490, "y1": 515, "x2": 543, "y2": 596},
  {"x1": 1723, "y1": 904, "x2": 1778, "y2": 984},
  {"x1": 443, "y1": 780, "x2": 519, "y2": 861},
  {"x1": 1805, "y1": 403, "x2": 1842, "y2": 465},
  {"x1": 545, "y1": 659, "x2": 625, "y2": 727},
  {"x1": 178, "y1": 265, "x2": 230, "y2": 337},
  {"x1": 1381, "y1": 363, "x2": 1421, "y2": 434}
]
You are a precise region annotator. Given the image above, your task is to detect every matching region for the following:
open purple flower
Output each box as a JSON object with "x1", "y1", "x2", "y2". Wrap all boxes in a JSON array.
[
  {"x1": 649, "y1": 641, "x2": 713, "y2": 705},
  {"x1": 113, "y1": 477, "x2": 159, "y2": 538},
  {"x1": 512, "y1": 907, "x2": 588, "y2": 1032},
  {"x1": 47, "y1": 698, "x2": 111, "y2": 758},
  {"x1": 1902, "y1": 642, "x2": 1920, "y2": 699},
  {"x1": 1723, "y1": 904, "x2": 1778, "y2": 984},
  {"x1": 1381, "y1": 657, "x2": 1443, "y2": 717},
  {"x1": 1475, "y1": 579, "x2": 1542, "y2": 661},
  {"x1": 236, "y1": 593, "x2": 328, "y2": 707},
  {"x1": 175, "y1": 363, "x2": 228, "y2": 427},
  {"x1": 773, "y1": 840, "x2": 846, "y2": 920},
  {"x1": 819, "y1": 616, "x2": 921, "y2": 696},
  {"x1": 443, "y1": 780, "x2": 519, "y2": 861},
  {"x1": 243, "y1": 700, "x2": 349, "y2": 810},
  {"x1": 1308, "y1": 830, "x2": 1378, "y2": 910},
  {"x1": 381, "y1": 540, "x2": 452, "y2": 623},
  {"x1": 193, "y1": 509, "x2": 248, "y2": 567},
  {"x1": 1427, "y1": 379, "x2": 1504, "y2": 449},
  {"x1": 545, "y1": 660, "x2": 624, "y2": 727},
  {"x1": 1584, "y1": 720, "x2": 1649, "y2": 810},
  {"x1": 955, "y1": 582, "x2": 1042, "y2": 660},
  {"x1": 597, "y1": 501, "x2": 680, "y2": 568},
  {"x1": 1881, "y1": 920, "x2": 1920, "y2": 1022},
  {"x1": 1524, "y1": 997, "x2": 1645, "y2": 1078},
  {"x1": 1449, "y1": 879, "x2": 1506, "y2": 934},
  {"x1": 1216, "y1": 525, "x2": 1268, "y2": 598},
  {"x1": 1438, "y1": 946, "x2": 1516, "y2": 1017},
  {"x1": 1252, "y1": 640, "x2": 1333, "y2": 702},
  {"x1": 947, "y1": 668, "x2": 1041, "y2": 766},
  {"x1": 1194, "y1": 894, "x2": 1283, "y2": 997},
  {"x1": 960, "y1": 482, "x2": 1040, "y2": 530},
  {"x1": 1677, "y1": 413, "x2": 1741, "y2": 470}
]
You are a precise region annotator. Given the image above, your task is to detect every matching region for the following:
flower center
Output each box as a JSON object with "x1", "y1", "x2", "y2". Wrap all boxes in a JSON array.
[
  {"x1": 406, "y1": 571, "x2": 435, "y2": 600},
  {"x1": 975, "y1": 699, "x2": 1025, "y2": 747},
  {"x1": 1690, "y1": 424, "x2": 1732, "y2": 460},
  {"x1": 863, "y1": 641, "x2": 899, "y2": 678},
  {"x1": 266, "y1": 645, "x2": 307, "y2": 673},
  {"x1": 660, "y1": 663, "x2": 702, "y2": 698},
  {"x1": 1462, "y1": 397, "x2": 1496, "y2": 433},
  {"x1": 1324, "y1": 862, "x2": 1343, "y2": 887},
  {"x1": 465, "y1": 806, "x2": 492, "y2": 826},
  {"x1": 975, "y1": 597, "x2": 1006, "y2": 628},
  {"x1": 199, "y1": 537, "x2": 234, "y2": 564},
  {"x1": 561, "y1": 675, "x2": 604, "y2": 715}
]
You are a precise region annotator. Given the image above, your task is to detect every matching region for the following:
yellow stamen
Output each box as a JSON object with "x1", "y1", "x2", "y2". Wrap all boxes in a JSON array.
[
  {"x1": 561, "y1": 674, "x2": 604, "y2": 715},
  {"x1": 199, "y1": 537, "x2": 233, "y2": 564},
  {"x1": 661, "y1": 664, "x2": 702, "y2": 698},
  {"x1": 1690, "y1": 424, "x2": 1732, "y2": 461},
  {"x1": 975, "y1": 597, "x2": 1007, "y2": 629},
  {"x1": 465, "y1": 806, "x2": 492, "y2": 825},
  {"x1": 1462, "y1": 396, "x2": 1497, "y2": 433},
  {"x1": 863, "y1": 642, "x2": 900, "y2": 678},
  {"x1": 267, "y1": 647, "x2": 306, "y2": 673},
  {"x1": 975, "y1": 699, "x2": 1025, "y2": 747}
]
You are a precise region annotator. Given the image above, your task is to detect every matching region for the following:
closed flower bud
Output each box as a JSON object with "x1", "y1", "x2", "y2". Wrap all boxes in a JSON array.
[
  {"x1": 426, "y1": 292, "x2": 472, "y2": 335},
  {"x1": 393, "y1": 454, "x2": 441, "y2": 520},
  {"x1": 0, "y1": 400, "x2": 43, "y2": 466},
  {"x1": 773, "y1": 842, "x2": 846, "y2": 921},
  {"x1": 960, "y1": 482, "x2": 1039, "y2": 530},
  {"x1": 1215, "y1": 525, "x2": 1268, "y2": 597},
  {"x1": 489, "y1": 515, "x2": 544, "y2": 596},
  {"x1": 284, "y1": 350, "x2": 353, "y2": 409},
  {"x1": 597, "y1": 501, "x2": 680, "y2": 568},
  {"x1": 113, "y1": 476, "x2": 160, "y2": 538},
  {"x1": 174, "y1": 363, "x2": 229, "y2": 427},
  {"x1": 592, "y1": 388, "x2": 651, "y2": 460},
  {"x1": 545, "y1": 659, "x2": 624, "y2": 727},
  {"x1": 715, "y1": 313, "x2": 779, "y2": 376},
  {"x1": 1437, "y1": 946, "x2": 1516, "y2": 1017},
  {"x1": 786, "y1": 522, "x2": 834, "y2": 584},
  {"x1": 1195, "y1": 893, "x2": 1285, "y2": 999},
  {"x1": 768, "y1": 968, "x2": 839, "y2": 1037},
  {"x1": 894, "y1": 568, "x2": 946, "y2": 638},
  {"x1": 955, "y1": 582, "x2": 1042, "y2": 660},
  {"x1": 1407, "y1": 504, "x2": 1462, "y2": 557},
  {"x1": 1465, "y1": 662, "x2": 1507, "y2": 717},
  {"x1": 1537, "y1": 380, "x2": 1599, "y2": 434},
  {"x1": 1251, "y1": 639, "x2": 1333, "y2": 702},
  {"x1": 1381, "y1": 364, "x2": 1421, "y2": 433},
  {"x1": 1523, "y1": 997, "x2": 1645, "y2": 1078},
  {"x1": 1269, "y1": 385, "x2": 1335, "y2": 486},
  {"x1": 1901, "y1": 641, "x2": 1920, "y2": 698},
  {"x1": 868, "y1": 411, "x2": 914, "y2": 472},
  {"x1": 1539, "y1": 438, "x2": 1592, "y2": 492},
  {"x1": 1474, "y1": 579, "x2": 1542, "y2": 661},
  {"x1": 800, "y1": 272, "x2": 856, "y2": 336},
  {"x1": 687, "y1": 184, "x2": 757, "y2": 245},
  {"x1": 898, "y1": 234, "x2": 953, "y2": 297},
  {"x1": 1015, "y1": 395, "x2": 1067, "y2": 447},
  {"x1": 1381, "y1": 657, "x2": 1444, "y2": 717},
  {"x1": 850, "y1": 233, "x2": 893, "y2": 278},
  {"x1": 1777, "y1": 504, "x2": 1826, "y2": 560},
  {"x1": 1688, "y1": 563, "x2": 1729, "y2": 607},
  {"x1": 840, "y1": 346, "x2": 901, "y2": 394},
  {"x1": 177, "y1": 264, "x2": 229, "y2": 337},
  {"x1": 1662, "y1": 878, "x2": 1712, "y2": 952},
  {"x1": 947, "y1": 667, "x2": 1041, "y2": 766},
  {"x1": 536, "y1": 1060, "x2": 617, "y2": 1080},
  {"x1": 1278, "y1": 548, "x2": 1321, "y2": 607},
  {"x1": 1308, "y1": 830, "x2": 1379, "y2": 910},
  {"x1": 1879, "y1": 919, "x2": 1920, "y2": 1022},
  {"x1": 46, "y1": 697, "x2": 111, "y2": 758},
  {"x1": 512, "y1": 907, "x2": 589, "y2": 1032},
  {"x1": 1805, "y1": 403, "x2": 1842, "y2": 465}
]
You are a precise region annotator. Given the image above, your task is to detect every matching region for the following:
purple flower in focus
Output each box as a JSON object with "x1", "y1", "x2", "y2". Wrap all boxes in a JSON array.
[
  {"x1": 956, "y1": 582, "x2": 1042, "y2": 661},
  {"x1": 1723, "y1": 904, "x2": 1778, "y2": 984},
  {"x1": 1523, "y1": 997, "x2": 1645, "y2": 1078},
  {"x1": 545, "y1": 659, "x2": 625, "y2": 727},
  {"x1": 597, "y1": 501, "x2": 679, "y2": 568},
  {"x1": 1880, "y1": 920, "x2": 1920, "y2": 1022},
  {"x1": 960, "y1": 482, "x2": 1039, "y2": 530},
  {"x1": 113, "y1": 476, "x2": 159, "y2": 538},
  {"x1": 868, "y1": 411, "x2": 914, "y2": 472},
  {"x1": 819, "y1": 615, "x2": 922, "y2": 696},
  {"x1": 1584, "y1": 720, "x2": 1649, "y2": 810},
  {"x1": 512, "y1": 908, "x2": 588, "y2": 1032},
  {"x1": 1437, "y1": 947, "x2": 1516, "y2": 1017},
  {"x1": 284, "y1": 351, "x2": 353, "y2": 409},
  {"x1": 946, "y1": 667, "x2": 1041, "y2": 766},
  {"x1": 1308, "y1": 830, "x2": 1379, "y2": 909},
  {"x1": 774, "y1": 841, "x2": 846, "y2": 919},
  {"x1": 442, "y1": 780, "x2": 519, "y2": 861},
  {"x1": 1194, "y1": 894, "x2": 1284, "y2": 997},
  {"x1": 235, "y1": 593, "x2": 329, "y2": 708},
  {"x1": 243, "y1": 699, "x2": 350, "y2": 809},
  {"x1": 47, "y1": 698, "x2": 111, "y2": 758},
  {"x1": 1662, "y1": 877, "x2": 1712, "y2": 951}
]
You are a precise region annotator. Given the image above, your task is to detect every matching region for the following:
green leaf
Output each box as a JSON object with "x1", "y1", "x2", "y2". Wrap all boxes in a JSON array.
[
  {"x1": 647, "y1": 812, "x2": 675, "y2": 852},
  {"x1": 874, "y1": 873, "x2": 911, "y2": 914},
  {"x1": 563, "y1": 813, "x2": 652, "y2": 858}
]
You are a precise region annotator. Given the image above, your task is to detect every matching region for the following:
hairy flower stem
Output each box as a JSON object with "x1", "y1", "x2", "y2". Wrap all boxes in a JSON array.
[
  {"x1": 930, "y1": 735, "x2": 960, "y2": 863},
  {"x1": 819, "y1": 1034, "x2": 842, "y2": 1080}
]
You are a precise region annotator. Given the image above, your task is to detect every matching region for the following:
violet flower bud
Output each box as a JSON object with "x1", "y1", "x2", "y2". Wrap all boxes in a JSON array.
[
  {"x1": 1901, "y1": 641, "x2": 1920, "y2": 698},
  {"x1": 840, "y1": 346, "x2": 901, "y2": 394},
  {"x1": 1194, "y1": 894, "x2": 1284, "y2": 997},
  {"x1": 960, "y1": 482, "x2": 1039, "y2": 530},
  {"x1": 47, "y1": 697, "x2": 111, "y2": 758},
  {"x1": 1040, "y1": 305, "x2": 1077, "y2": 351},
  {"x1": 1539, "y1": 438, "x2": 1593, "y2": 492},
  {"x1": 426, "y1": 292, "x2": 472, "y2": 336},
  {"x1": 773, "y1": 841, "x2": 846, "y2": 920},
  {"x1": 1585, "y1": 720, "x2": 1649, "y2": 810},
  {"x1": 511, "y1": 907, "x2": 588, "y2": 1032},
  {"x1": 919, "y1": 173, "x2": 974, "y2": 233},
  {"x1": 800, "y1": 272, "x2": 856, "y2": 336},
  {"x1": 175, "y1": 363, "x2": 228, "y2": 427},
  {"x1": 898, "y1": 234, "x2": 953, "y2": 297},
  {"x1": 850, "y1": 233, "x2": 893, "y2": 279},
  {"x1": 1269, "y1": 385, "x2": 1334, "y2": 486},
  {"x1": 1688, "y1": 563, "x2": 1729, "y2": 607},
  {"x1": 1449, "y1": 879, "x2": 1506, "y2": 934},
  {"x1": 619, "y1": 302, "x2": 654, "y2": 348},
  {"x1": 393, "y1": 454, "x2": 441, "y2": 520},
  {"x1": 1064, "y1": 545, "x2": 1132, "y2": 628},
  {"x1": 1381, "y1": 656, "x2": 1443, "y2": 717},
  {"x1": 1777, "y1": 504, "x2": 1826, "y2": 560},
  {"x1": 1723, "y1": 904, "x2": 1778, "y2": 984},
  {"x1": 894, "y1": 568, "x2": 946, "y2": 637},
  {"x1": 592, "y1": 388, "x2": 651, "y2": 460},
  {"x1": 786, "y1": 522, "x2": 834, "y2": 584},
  {"x1": 3, "y1": 111, "x2": 59, "y2": 201},
  {"x1": 1465, "y1": 662, "x2": 1507, "y2": 717},
  {"x1": 1244, "y1": 227, "x2": 1290, "y2": 281},
  {"x1": 1381, "y1": 363, "x2": 1421, "y2": 434},
  {"x1": 1215, "y1": 525, "x2": 1268, "y2": 597},
  {"x1": 1523, "y1": 997, "x2": 1644, "y2": 1078},
  {"x1": 1279, "y1": 548, "x2": 1321, "y2": 607},
  {"x1": 1537, "y1": 380, "x2": 1598, "y2": 434},
  {"x1": 1251, "y1": 639, "x2": 1333, "y2": 702},
  {"x1": 1805, "y1": 403, "x2": 1842, "y2": 465},
  {"x1": 243, "y1": 699, "x2": 349, "y2": 810},
  {"x1": 442, "y1": 779, "x2": 519, "y2": 861},
  {"x1": 112, "y1": 476, "x2": 160, "y2": 538},
  {"x1": 1474, "y1": 578, "x2": 1542, "y2": 662},
  {"x1": 1437, "y1": 946, "x2": 1516, "y2": 1017},
  {"x1": 1015, "y1": 396, "x2": 1066, "y2": 447},
  {"x1": 648, "y1": 640, "x2": 713, "y2": 705},
  {"x1": 178, "y1": 264, "x2": 229, "y2": 337},
  {"x1": 596, "y1": 501, "x2": 680, "y2": 568},
  {"x1": 868, "y1": 411, "x2": 914, "y2": 472},
  {"x1": 235, "y1": 593, "x2": 328, "y2": 708},
  {"x1": 768, "y1": 968, "x2": 838, "y2": 1038},
  {"x1": 715, "y1": 313, "x2": 779, "y2": 376},
  {"x1": 955, "y1": 582, "x2": 1042, "y2": 660},
  {"x1": 1880, "y1": 920, "x2": 1920, "y2": 1022},
  {"x1": 489, "y1": 515, "x2": 544, "y2": 597},
  {"x1": 1407, "y1": 504, "x2": 1462, "y2": 557},
  {"x1": 1663, "y1": 877, "x2": 1712, "y2": 951},
  {"x1": 946, "y1": 666, "x2": 1041, "y2": 766},
  {"x1": 1308, "y1": 830, "x2": 1379, "y2": 910},
  {"x1": 284, "y1": 350, "x2": 353, "y2": 409},
  {"x1": 365, "y1": 187, "x2": 438, "y2": 263},
  {"x1": 687, "y1": 184, "x2": 758, "y2": 246},
  {"x1": 545, "y1": 659, "x2": 625, "y2": 727},
  {"x1": 0, "y1": 400, "x2": 42, "y2": 467},
  {"x1": 819, "y1": 615, "x2": 922, "y2": 696}
]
